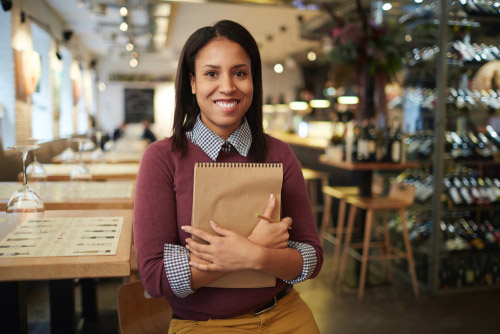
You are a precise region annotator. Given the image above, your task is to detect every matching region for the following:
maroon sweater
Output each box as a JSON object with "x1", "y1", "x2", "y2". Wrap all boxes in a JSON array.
[{"x1": 133, "y1": 135, "x2": 323, "y2": 320}]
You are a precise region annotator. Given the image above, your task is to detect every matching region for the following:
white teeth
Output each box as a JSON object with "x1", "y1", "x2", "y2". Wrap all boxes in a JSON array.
[{"x1": 216, "y1": 101, "x2": 237, "y2": 108}]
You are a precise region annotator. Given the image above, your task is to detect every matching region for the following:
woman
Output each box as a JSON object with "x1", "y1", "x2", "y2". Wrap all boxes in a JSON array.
[{"x1": 134, "y1": 20, "x2": 323, "y2": 333}]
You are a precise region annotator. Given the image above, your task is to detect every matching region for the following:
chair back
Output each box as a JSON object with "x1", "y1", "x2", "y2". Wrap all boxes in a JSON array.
[
  {"x1": 388, "y1": 182, "x2": 415, "y2": 206},
  {"x1": 117, "y1": 280, "x2": 172, "y2": 334}
]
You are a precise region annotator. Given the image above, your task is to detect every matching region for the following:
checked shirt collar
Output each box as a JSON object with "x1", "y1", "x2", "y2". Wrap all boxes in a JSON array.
[{"x1": 186, "y1": 115, "x2": 252, "y2": 161}]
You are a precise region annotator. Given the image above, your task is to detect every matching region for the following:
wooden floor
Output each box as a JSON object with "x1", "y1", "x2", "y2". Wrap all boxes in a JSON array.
[{"x1": 27, "y1": 242, "x2": 500, "y2": 334}]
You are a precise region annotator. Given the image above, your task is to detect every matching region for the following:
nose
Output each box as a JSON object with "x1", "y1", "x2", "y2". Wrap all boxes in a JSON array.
[{"x1": 219, "y1": 74, "x2": 235, "y2": 94}]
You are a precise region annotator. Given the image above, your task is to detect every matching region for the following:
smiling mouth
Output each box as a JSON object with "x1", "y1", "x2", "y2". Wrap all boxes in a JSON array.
[{"x1": 215, "y1": 100, "x2": 239, "y2": 108}]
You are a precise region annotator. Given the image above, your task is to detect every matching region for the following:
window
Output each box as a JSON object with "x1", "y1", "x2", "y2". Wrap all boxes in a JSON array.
[
  {"x1": 59, "y1": 46, "x2": 73, "y2": 138},
  {"x1": 0, "y1": 10, "x2": 14, "y2": 149},
  {"x1": 31, "y1": 22, "x2": 53, "y2": 141}
]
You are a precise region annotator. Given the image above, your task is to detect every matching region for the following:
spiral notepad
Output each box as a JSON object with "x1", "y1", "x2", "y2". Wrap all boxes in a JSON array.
[{"x1": 191, "y1": 162, "x2": 283, "y2": 288}]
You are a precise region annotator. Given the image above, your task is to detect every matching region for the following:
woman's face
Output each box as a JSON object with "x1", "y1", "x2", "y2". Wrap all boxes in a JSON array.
[{"x1": 190, "y1": 38, "x2": 253, "y2": 140}]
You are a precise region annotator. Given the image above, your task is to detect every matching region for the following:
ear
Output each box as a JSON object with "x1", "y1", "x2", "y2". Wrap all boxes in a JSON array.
[{"x1": 189, "y1": 73, "x2": 196, "y2": 94}]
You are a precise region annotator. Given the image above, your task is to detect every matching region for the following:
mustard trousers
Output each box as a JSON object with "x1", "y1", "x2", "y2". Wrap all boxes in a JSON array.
[{"x1": 168, "y1": 289, "x2": 319, "y2": 334}]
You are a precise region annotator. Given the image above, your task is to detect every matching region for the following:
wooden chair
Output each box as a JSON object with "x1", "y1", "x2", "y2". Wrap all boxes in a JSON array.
[
  {"x1": 301, "y1": 168, "x2": 329, "y2": 224},
  {"x1": 337, "y1": 182, "x2": 419, "y2": 300},
  {"x1": 320, "y1": 185, "x2": 359, "y2": 279},
  {"x1": 117, "y1": 280, "x2": 172, "y2": 334}
]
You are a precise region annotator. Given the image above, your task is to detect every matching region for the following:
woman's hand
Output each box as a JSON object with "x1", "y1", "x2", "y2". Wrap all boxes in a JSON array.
[
  {"x1": 248, "y1": 194, "x2": 292, "y2": 249},
  {"x1": 182, "y1": 222, "x2": 263, "y2": 272}
]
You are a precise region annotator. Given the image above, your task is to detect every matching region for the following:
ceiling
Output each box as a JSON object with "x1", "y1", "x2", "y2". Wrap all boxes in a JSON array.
[{"x1": 43, "y1": 0, "x2": 419, "y2": 76}]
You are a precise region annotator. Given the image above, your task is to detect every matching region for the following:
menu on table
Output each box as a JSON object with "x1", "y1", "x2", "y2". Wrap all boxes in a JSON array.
[{"x1": 0, "y1": 217, "x2": 123, "y2": 258}]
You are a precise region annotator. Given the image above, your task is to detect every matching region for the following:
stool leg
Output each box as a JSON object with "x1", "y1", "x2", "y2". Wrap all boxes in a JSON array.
[
  {"x1": 319, "y1": 195, "x2": 332, "y2": 247},
  {"x1": 400, "y1": 209, "x2": 419, "y2": 298},
  {"x1": 382, "y1": 210, "x2": 393, "y2": 282},
  {"x1": 332, "y1": 199, "x2": 347, "y2": 280},
  {"x1": 338, "y1": 204, "x2": 357, "y2": 284},
  {"x1": 358, "y1": 209, "x2": 373, "y2": 300}
]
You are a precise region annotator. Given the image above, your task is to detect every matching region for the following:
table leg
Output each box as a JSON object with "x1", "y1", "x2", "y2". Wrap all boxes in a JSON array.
[
  {"x1": 355, "y1": 171, "x2": 373, "y2": 286},
  {"x1": 49, "y1": 279, "x2": 75, "y2": 334},
  {"x1": 81, "y1": 279, "x2": 98, "y2": 320},
  {"x1": 0, "y1": 281, "x2": 27, "y2": 334}
]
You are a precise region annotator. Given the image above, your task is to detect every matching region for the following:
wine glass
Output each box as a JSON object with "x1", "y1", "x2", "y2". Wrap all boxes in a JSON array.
[
  {"x1": 6, "y1": 145, "x2": 45, "y2": 232},
  {"x1": 91, "y1": 130, "x2": 105, "y2": 162},
  {"x1": 26, "y1": 148, "x2": 48, "y2": 195},
  {"x1": 70, "y1": 138, "x2": 92, "y2": 181},
  {"x1": 60, "y1": 136, "x2": 77, "y2": 163}
]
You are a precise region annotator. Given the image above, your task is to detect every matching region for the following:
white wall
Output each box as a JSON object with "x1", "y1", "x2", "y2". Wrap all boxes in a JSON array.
[{"x1": 262, "y1": 63, "x2": 303, "y2": 104}]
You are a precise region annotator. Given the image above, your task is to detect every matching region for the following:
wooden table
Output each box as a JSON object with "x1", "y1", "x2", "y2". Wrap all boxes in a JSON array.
[
  {"x1": 0, "y1": 181, "x2": 135, "y2": 211},
  {"x1": 19, "y1": 163, "x2": 140, "y2": 181},
  {"x1": 319, "y1": 155, "x2": 419, "y2": 196},
  {"x1": 51, "y1": 151, "x2": 143, "y2": 164},
  {"x1": 0, "y1": 210, "x2": 133, "y2": 334}
]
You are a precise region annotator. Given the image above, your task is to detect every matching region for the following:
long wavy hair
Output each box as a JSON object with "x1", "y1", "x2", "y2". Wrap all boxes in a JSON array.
[{"x1": 171, "y1": 20, "x2": 267, "y2": 162}]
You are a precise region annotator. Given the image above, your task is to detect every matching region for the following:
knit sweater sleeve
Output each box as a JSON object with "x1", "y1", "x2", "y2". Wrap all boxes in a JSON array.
[
  {"x1": 133, "y1": 140, "x2": 182, "y2": 298},
  {"x1": 278, "y1": 140, "x2": 323, "y2": 280}
]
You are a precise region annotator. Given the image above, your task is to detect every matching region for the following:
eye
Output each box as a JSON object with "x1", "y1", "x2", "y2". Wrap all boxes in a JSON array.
[
  {"x1": 234, "y1": 71, "x2": 247, "y2": 77},
  {"x1": 205, "y1": 71, "x2": 218, "y2": 78}
]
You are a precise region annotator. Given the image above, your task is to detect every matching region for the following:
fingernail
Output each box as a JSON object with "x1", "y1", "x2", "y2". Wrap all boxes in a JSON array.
[
  {"x1": 269, "y1": 193, "x2": 275, "y2": 202},
  {"x1": 181, "y1": 225, "x2": 187, "y2": 230}
]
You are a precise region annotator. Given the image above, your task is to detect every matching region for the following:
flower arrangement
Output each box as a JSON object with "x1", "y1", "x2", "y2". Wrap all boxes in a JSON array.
[{"x1": 322, "y1": 1, "x2": 405, "y2": 118}]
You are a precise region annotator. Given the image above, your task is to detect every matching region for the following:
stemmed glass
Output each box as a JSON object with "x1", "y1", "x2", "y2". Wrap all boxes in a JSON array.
[
  {"x1": 6, "y1": 145, "x2": 45, "y2": 231},
  {"x1": 70, "y1": 138, "x2": 92, "y2": 181},
  {"x1": 26, "y1": 148, "x2": 48, "y2": 196},
  {"x1": 91, "y1": 130, "x2": 105, "y2": 162},
  {"x1": 60, "y1": 136, "x2": 77, "y2": 163}
]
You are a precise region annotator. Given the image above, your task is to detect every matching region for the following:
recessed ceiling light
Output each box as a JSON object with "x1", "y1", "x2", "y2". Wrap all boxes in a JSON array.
[
  {"x1": 120, "y1": 22, "x2": 128, "y2": 32},
  {"x1": 382, "y1": 3, "x2": 392, "y2": 10},
  {"x1": 274, "y1": 63, "x2": 284, "y2": 73},
  {"x1": 120, "y1": 7, "x2": 128, "y2": 16},
  {"x1": 129, "y1": 58, "x2": 138, "y2": 67}
]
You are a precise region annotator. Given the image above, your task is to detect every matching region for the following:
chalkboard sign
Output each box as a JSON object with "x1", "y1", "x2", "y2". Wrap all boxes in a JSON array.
[{"x1": 124, "y1": 88, "x2": 155, "y2": 123}]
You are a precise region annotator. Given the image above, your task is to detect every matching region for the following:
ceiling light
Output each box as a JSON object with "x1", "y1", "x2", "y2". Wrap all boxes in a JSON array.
[
  {"x1": 307, "y1": 51, "x2": 317, "y2": 61},
  {"x1": 120, "y1": 22, "x2": 128, "y2": 32},
  {"x1": 414, "y1": 0, "x2": 423, "y2": 3},
  {"x1": 97, "y1": 80, "x2": 107, "y2": 92},
  {"x1": 309, "y1": 99, "x2": 331, "y2": 108},
  {"x1": 120, "y1": 7, "x2": 128, "y2": 17},
  {"x1": 382, "y1": 3, "x2": 392, "y2": 10},
  {"x1": 129, "y1": 58, "x2": 138, "y2": 68},
  {"x1": 274, "y1": 63, "x2": 284, "y2": 74},
  {"x1": 324, "y1": 87, "x2": 336, "y2": 96},
  {"x1": 289, "y1": 101, "x2": 309, "y2": 111},
  {"x1": 338, "y1": 96, "x2": 359, "y2": 105},
  {"x1": 126, "y1": 42, "x2": 134, "y2": 51}
]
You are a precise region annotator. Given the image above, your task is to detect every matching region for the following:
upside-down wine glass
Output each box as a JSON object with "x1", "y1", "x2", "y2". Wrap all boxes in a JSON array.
[
  {"x1": 70, "y1": 138, "x2": 92, "y2": 181},
  {"x1": 26, "y1": 147, "x2": 48, "y2": 196},
  {"x1": 6, "y1": 145, "x2": 45, "y2": 232},
  {"x1": 91, "y1": 130, "x2": 105, "y2": 162},
  {"x1": 60, "y1": 136, "x2": 77, "y2": 163}
]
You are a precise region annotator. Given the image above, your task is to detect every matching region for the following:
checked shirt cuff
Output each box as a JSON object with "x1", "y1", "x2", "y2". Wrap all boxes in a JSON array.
[
  {"x1": 164, "y1": 244, "x2": 195, "y2": 298},
  {"x1": 284, "y1": 241, "x2": 318, "y2": 284}
]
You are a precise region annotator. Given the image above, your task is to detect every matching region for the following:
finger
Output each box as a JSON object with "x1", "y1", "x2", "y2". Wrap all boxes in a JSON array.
[
  {"x1": 182, "y1": 225, "x2": 216, "y2": 243},
  {"x1": 281, "y1": 217, "x2": 293, "y2": 230},
  {"x1": 186, "y1": 238, "x2": 212, "y2": 254},
  {"x1": 189, "y1": 261, "x2": 222, "y2": 272},
  {"x1": 209, "y1": 221, "x2": 237, "y2": 237},
  {"x1": 186, "y1": 244, "x2": 214, "y2": 262},
  {"x1": 262, "y1": 193, "x2": 276, "y2": 218}
]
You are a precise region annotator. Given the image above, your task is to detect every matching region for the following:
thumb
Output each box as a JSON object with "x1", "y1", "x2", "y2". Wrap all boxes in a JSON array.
[
  {"x1": 262, "y1": 193, "x2": 276, "y2": 218},
  {"x1": 282, "y1": 217, "x2": 293, "y2": 230},
  {"x1": 210, "y1": 221, "x2": 235, "y2": 237}
]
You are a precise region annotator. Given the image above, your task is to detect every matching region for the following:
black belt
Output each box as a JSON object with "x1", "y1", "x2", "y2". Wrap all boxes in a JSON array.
[{"x1": 172, "y1": 284, "x2": 293, "y2": 320}]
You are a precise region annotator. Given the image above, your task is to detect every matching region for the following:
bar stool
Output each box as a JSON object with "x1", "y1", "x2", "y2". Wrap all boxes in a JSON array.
[
  {"x1": 301, "y1": 168, "x2": 329, "y2": 224},
  {"x1": 320, "y1": 185, "x2": 359, "y2": 279},
  {"x1": 338, "y1": 182, "x2": 419, "y2": 300},
  {"x1": 117, "y1": 280, "x2": 172, "y2": 334}
]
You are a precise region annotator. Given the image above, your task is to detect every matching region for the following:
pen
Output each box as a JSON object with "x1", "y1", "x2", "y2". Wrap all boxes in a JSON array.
[{"x1": 255, "y1": 214, "x2": 279, "y2": 223}]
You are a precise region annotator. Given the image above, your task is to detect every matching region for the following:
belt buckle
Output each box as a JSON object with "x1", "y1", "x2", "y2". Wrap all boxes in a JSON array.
[{"x1": 252, "y1": 296, "x2": 277, "y2": 315}]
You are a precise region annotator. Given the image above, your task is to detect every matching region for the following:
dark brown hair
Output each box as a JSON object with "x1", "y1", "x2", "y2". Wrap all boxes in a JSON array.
[{"x1": 172, "y1": 20, "x2": 267, "y2": 162}]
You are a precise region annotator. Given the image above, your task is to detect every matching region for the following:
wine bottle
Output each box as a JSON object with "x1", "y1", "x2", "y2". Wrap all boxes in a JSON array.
[
  {"x1": 468, "y1": 131, "x2": 493, "y2": 160},
  {"x1": 485, "y1": 125, "x2": 500, "y2": 150},
  {"x1": 484, "y1": 177, "x2": 500, "y2": 201},
  {"x1": 444, "y1": 177, "x2": 464, "y2": 206},
  {"x1": 453, "y1": 178, "x2": 474, "y2": 205}
]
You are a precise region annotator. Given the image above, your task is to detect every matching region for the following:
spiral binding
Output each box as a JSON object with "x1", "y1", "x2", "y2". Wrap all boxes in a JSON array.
[{"x1": 195, "y1": 162, "x2": 282, "y2": 168}]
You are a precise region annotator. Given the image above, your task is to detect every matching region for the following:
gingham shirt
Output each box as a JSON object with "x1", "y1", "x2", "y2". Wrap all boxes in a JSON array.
[{"x1": 164, "y1": 116, "x2": 318, "y2": 298}]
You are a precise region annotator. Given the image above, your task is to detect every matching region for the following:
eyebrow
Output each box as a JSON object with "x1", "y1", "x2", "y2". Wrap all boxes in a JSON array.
[{"x1": 202, "y1": 64, "x2": 250, "y2": 70}]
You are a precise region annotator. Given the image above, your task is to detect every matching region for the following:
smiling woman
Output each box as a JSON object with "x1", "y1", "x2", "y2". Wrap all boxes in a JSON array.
[{"x1": 133, "y1": 20, "x2": 323, "y2": 334}]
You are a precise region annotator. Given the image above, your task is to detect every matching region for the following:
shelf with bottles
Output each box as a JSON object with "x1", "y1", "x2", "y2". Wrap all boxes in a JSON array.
[{"x1": 405, "y1": 125, "x2": 500, "y2": 164}]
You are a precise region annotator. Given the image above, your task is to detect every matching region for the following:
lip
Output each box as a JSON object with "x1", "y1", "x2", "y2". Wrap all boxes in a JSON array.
[{"x1": 213, "y1": 99, "x2": 240, "y2": 111}]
